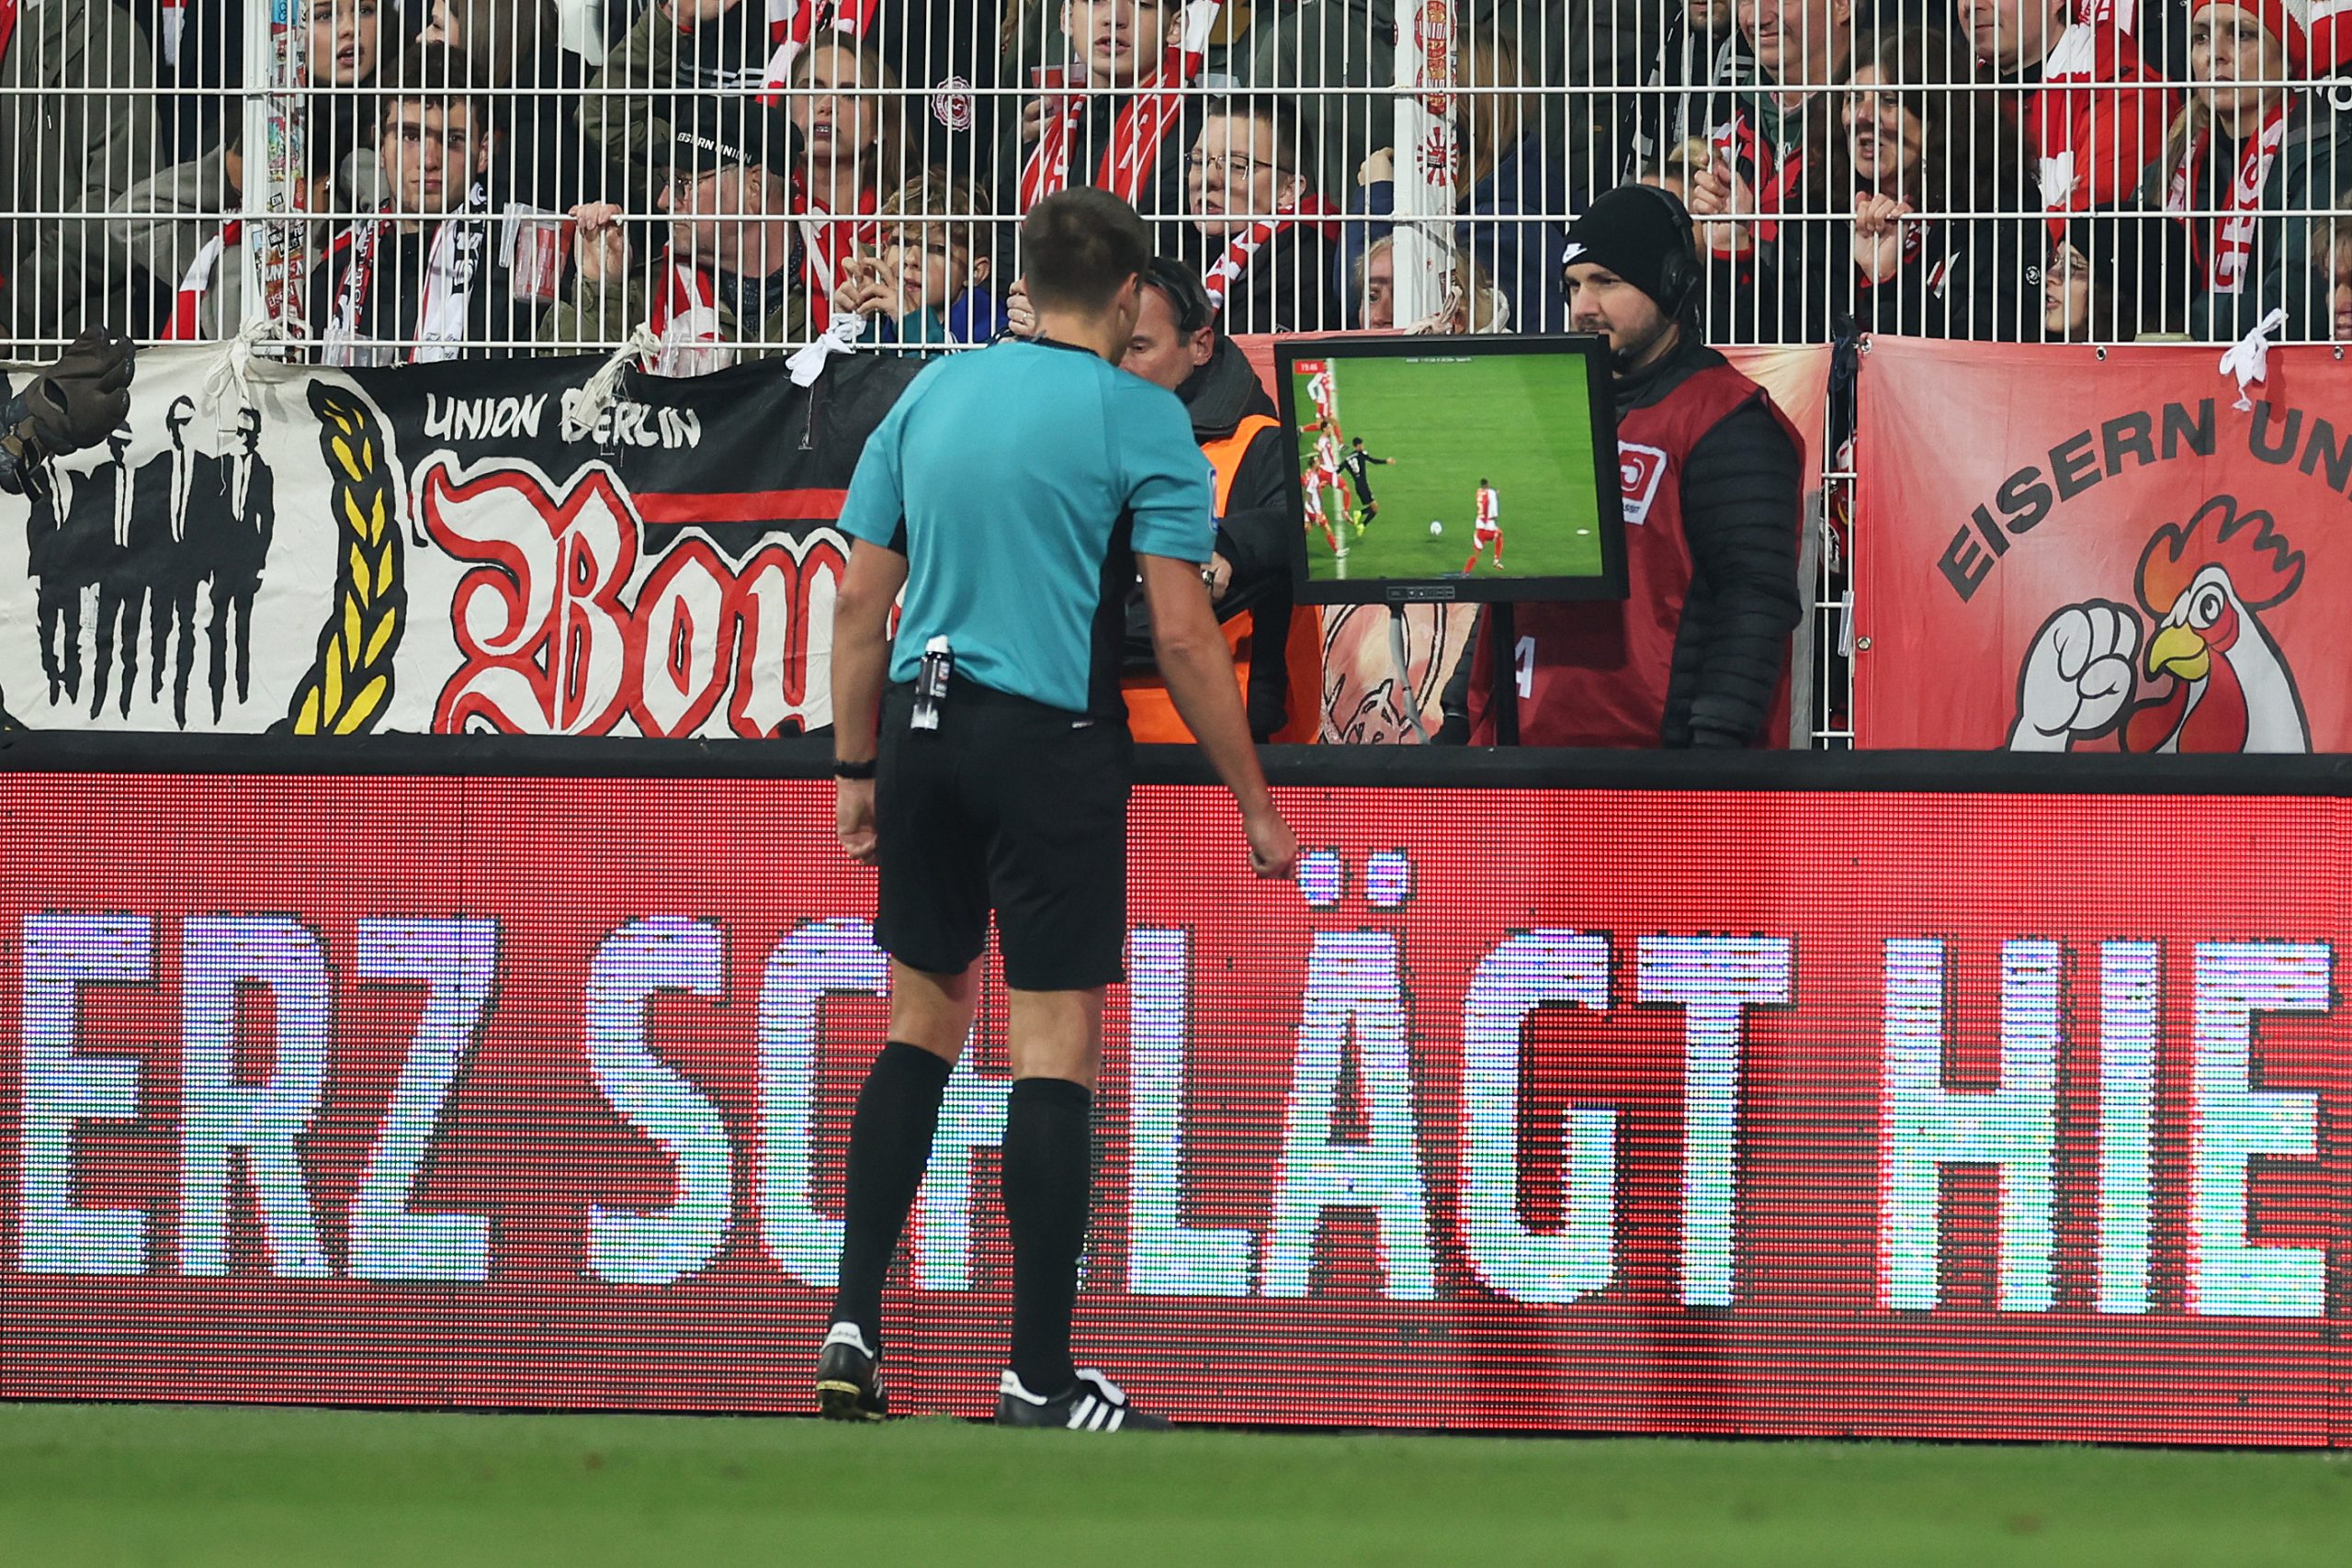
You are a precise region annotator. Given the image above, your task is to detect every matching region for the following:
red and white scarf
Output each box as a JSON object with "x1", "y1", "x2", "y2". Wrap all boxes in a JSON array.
[
  {"x1": 646, "y1": 251, "x2": 731, "y2": 377},
  {"x1": 1198, "y1": 195, "x2": 1340, "y2": 313},
  {"x1": 2165, "y1": 101, "x2": 2291, "y2": 295},
  {"x1": 163, "y1": 219, "x2": 243, "y2": 341},
  {"x1": 760, "y1": 0, "x2": 881, "y2": 101},
  {"x1": 763, "y1": 0, "x2": 883, "y2": 303},
  {"x1": 0, "y1": 0, "x2": 20, "y2": 70},
  {"x1": 322, "y1": 185, "x2": 493, "y2": 366},
  {"x1": 1018, "y1": 1, "x2": 1219, "y2": 210},
  {"x1": 790, "y1": 172, "x2": 880, "y2": 307},
  {"x1": 159, "y1": 0, "x2": 187, "y2": 69}
]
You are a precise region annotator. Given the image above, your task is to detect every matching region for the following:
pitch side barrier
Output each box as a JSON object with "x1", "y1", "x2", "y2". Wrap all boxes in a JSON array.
[{"x1": 4, "y1": 734, "x2": 2351, "y2": 1446}]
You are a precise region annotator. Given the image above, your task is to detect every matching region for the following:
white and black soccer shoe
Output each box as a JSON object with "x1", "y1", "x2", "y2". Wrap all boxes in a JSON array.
[
  {"x1": 994, "y1": 1369, "x2": 1169, "y2": 1432},
  {"x1": 814, "y1": 1323, "x2": 889, "y2": 1422}
]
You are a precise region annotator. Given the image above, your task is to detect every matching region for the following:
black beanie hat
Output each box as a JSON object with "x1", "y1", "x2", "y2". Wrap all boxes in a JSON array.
[{"x1": 1561, "y1": 183, "x2": 1696, "y2": 314}]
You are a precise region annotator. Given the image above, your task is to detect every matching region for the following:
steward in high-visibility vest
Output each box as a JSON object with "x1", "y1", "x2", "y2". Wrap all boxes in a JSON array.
[{"x1": 1118, "y1": 257, "x2": 1319, "y2": 742}]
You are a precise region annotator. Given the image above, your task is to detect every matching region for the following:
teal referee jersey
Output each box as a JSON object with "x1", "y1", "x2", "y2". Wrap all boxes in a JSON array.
[{"x1": 837, "y1": 337, "x2": 1214, "y2": 718}]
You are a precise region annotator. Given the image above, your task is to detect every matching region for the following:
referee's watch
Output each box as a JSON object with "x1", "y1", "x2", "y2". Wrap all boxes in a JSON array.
[{"x1": 832, "y1": 758, "x2": 877, "y2": 780}]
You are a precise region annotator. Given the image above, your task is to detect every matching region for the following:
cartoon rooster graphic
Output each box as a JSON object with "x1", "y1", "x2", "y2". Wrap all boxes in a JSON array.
[{"x1": 2007, "y1": 496, "x2": 2310, "y2": 753}]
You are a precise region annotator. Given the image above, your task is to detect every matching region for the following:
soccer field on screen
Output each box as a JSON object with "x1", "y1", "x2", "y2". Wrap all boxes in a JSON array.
[{"x1": 1292, "y1": 351, "x2": 1606, "y2": 586}]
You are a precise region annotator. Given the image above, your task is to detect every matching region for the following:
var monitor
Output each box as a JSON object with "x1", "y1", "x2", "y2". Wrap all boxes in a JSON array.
[{"x1": 1278, "y1": 334, "x2": 1626, "y2": 605}]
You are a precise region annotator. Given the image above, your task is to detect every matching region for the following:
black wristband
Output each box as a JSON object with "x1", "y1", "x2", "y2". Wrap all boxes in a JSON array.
[{"x1": 831, "y1": 758, "x2": 877, "y2": 780}]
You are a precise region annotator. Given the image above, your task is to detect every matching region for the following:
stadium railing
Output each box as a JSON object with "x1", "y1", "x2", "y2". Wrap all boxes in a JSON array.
[{"x1": 9, "y1": 0, "x2": 2346, "y2": 750}]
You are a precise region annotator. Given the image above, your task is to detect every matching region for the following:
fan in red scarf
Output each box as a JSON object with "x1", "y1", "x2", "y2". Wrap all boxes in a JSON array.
[
  {"x1": 1836, "y1": 25, "x2": 2033, "y2": 340},
  {"x1": 2162, "y1": 0, "x2": 2349, "y2": 298},
  {"x1": 1176, "y1": 93, "x2": 1341, "y2": 333},
  {"x1": 551, "y1": 96, "x2": 804, "y2": 374},
  {"x1": 153, "y1": 137, "x2": 341, "y2": 344},
  {"x1": 1957, "y1": 0, "x2": 2177, "y2": 218},
  {"x1": 775, "y1": 29, "x2": 899, "y2": 306},
  {"x1": 1018, "y1": 1, "x2": 1220, "y2": 211}
]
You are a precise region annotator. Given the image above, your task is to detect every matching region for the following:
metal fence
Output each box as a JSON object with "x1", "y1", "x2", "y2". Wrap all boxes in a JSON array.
[{"x1": 6, "y1": 1, "x2": 2346, "y2": 744}]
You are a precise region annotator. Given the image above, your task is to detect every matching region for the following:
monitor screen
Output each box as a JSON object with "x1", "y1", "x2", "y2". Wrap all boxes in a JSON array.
[{"x1": 1278, "y1": 335, "x2": 1626, "y2": 605}]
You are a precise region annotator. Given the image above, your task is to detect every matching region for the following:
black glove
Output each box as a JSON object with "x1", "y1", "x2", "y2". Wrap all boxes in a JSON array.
[{"x1": 21, "y1": 330, "x2": 136, "y2": 457}]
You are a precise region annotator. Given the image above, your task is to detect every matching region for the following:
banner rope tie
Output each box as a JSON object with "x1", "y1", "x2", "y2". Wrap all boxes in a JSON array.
[
  {"x1": 562, "y1": 324, "x2": 663, "y2": 442},
  {"x1": 198, "y1": 316, "x2": 295, "y2": 442},
  {"x1": 2218, "y1": 306, "x2": 2288, "y2": 412},
  {"x1": 786, "y1": 310, "x2": 867, "y2": 389}
]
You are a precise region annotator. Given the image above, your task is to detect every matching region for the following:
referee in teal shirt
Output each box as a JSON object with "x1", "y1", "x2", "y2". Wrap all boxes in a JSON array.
[{"x1": 817, "y1": 189, "x2": 1297, "y2": 1433}]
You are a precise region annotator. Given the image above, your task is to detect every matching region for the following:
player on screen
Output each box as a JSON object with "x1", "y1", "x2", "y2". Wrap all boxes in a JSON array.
[
  {"x1": 1313, "y1": 429, "x2": 1354, "y2": 531},
  {"x1": 1301, "y1": 467, "x2": 1341, "y2": 553},
  {"x1": 1338, "y1": 436, "x2": 1394, "y2": 535},
  {"x1": 1462, "y1": 479, "x2": 1503, "y2": 571},
  {"x1": 1306, "y1": 364, "x2": 1338, "y2": 428}
]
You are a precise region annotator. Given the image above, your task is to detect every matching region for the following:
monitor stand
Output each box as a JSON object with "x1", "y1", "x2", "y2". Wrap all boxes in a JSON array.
[{"x1": 1486, "y1": 603, "x2": 1520, "y2": 746}]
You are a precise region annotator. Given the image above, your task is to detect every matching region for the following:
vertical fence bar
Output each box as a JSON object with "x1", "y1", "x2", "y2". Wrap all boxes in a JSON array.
[
  {"x1": 242, "y1": 0, "x2": 307, "y2": 347},
  {"x1": 1392, "y1": 0, "x2": 1456, "y2": 326}
]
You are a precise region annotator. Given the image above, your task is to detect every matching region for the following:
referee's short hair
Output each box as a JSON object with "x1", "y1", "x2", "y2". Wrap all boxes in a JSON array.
[{"x1": 1023, "y1": 188, "x2": 1151, "y2": 314}]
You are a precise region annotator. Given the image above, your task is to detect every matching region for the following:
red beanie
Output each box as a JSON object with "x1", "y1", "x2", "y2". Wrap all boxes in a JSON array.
[
  {"x1": 2205, "y1": 0, "x2": 2312, "y2": 76},
  {"x1": 2314, "y1": 0, "x2": 2352, "y2": 74}
]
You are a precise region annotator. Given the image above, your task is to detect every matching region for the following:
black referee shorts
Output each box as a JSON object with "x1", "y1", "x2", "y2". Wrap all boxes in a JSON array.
[{"x1": 873, "y1": 681, "x2": 1131, "y2": 991}]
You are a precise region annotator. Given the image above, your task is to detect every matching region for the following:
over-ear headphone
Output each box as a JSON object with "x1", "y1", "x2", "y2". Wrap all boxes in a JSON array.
[
  {"x1": 1631, "y1": 182, "x2": 1702, "y2": 321},
  {"x1": 1143, "y1": 254, "x2": 1216, "y2": 333}
]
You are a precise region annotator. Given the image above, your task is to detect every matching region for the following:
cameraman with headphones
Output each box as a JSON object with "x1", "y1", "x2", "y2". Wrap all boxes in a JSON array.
[{"x1": 1457, "y1": 184, "x2": 1804, "y2": 749}]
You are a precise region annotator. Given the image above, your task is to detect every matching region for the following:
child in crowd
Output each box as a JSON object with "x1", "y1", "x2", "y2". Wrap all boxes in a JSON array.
[
  {"x1": 832, "y1": 173, "x2": 1002, "y2": 353},
  {"x1": 2304, "y1": 205, "x2": 2352, "y2": 343}
]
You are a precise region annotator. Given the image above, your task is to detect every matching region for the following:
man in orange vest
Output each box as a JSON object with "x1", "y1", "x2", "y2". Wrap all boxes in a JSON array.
[{"x1": 1116, "y1": 255, "x2": 1319, "y2": 742}]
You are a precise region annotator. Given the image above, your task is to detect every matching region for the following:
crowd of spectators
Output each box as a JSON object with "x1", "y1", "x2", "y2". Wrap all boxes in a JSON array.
[{"x1": 1, "y1": 0, "x2": 2346, "y2": 362}]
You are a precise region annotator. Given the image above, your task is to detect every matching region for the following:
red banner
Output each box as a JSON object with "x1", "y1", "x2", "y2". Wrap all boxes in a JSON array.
[
  {"x1": 1856, "y1": 339, "x2": 2352, "y2": 751},
  {"x1": 3, "y1": 769, "x2": 2349, "y2": 1444}
]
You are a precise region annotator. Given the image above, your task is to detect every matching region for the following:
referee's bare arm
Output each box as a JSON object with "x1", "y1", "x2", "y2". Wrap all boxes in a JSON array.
[
  {"x1": 831, "y1": 537, "x2": 905, "y2": 864},
  {"x1": 1138, "y1": 554, "x2": 1299, "y2": 880}
]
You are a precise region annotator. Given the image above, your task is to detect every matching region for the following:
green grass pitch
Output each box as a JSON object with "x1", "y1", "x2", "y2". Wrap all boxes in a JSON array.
[
  {"x1": 1293, "y1": 351, "x2": 1607, "y2": 587},
  {"x1": 4, "y1": 1402, "x2": 2348, "y2": 1566}
]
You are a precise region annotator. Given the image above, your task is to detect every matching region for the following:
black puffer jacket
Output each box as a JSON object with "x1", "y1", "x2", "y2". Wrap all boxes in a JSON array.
[{"x1": 1632, "y1": 333, "x2": 1805, "y2": 747}]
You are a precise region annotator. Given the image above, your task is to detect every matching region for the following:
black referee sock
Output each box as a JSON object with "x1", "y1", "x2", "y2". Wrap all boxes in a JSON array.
[
  {"x1": 1001, "y1": 1076, "x2": 1094, "y2": 1396},
  {"x1": 830, "y1": 1041, "x2": 956, "y2": 1347}
]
